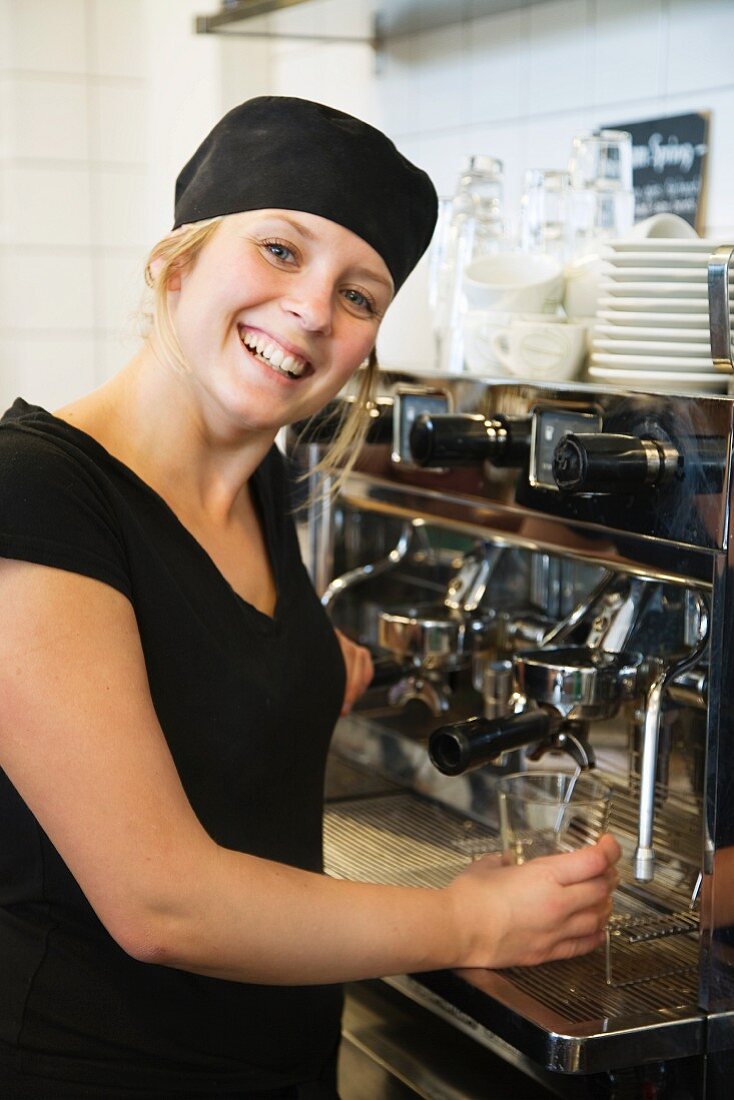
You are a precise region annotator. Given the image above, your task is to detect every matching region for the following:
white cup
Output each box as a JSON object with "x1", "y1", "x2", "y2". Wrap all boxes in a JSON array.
[
  {"x1": 463, "y1": 310, "x2": 565, "y2": 375},
  {"x1": 629, "y1": 213, "x2": 699, "y2": 240},
  {"x1": 463, "y1": 251, "x2": 565, "y2": 314},
  {"x1": 490, "y1": 320, "x2": 587, "y2": 381},
  {"x1": 563, "y1": 252, "x2": 604, "y2": 319}
]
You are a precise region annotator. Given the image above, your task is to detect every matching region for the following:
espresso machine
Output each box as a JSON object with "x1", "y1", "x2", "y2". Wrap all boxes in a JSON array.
[{"x1": 288, "y1": 248, "x2": 734, "y2": 1099}]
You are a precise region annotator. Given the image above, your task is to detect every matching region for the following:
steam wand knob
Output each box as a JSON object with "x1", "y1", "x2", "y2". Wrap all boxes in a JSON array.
[
  {"x1": 553, "y1": 433, "x2": 682, "y2": 494},
  {"x1": 410, "y1": 413, "x2": 532, "y2": 469}
]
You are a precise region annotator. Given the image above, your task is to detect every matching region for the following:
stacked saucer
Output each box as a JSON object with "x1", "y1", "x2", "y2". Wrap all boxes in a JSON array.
[{"x1": 588, "y1": 236, "x2": 733, "y2": 394}]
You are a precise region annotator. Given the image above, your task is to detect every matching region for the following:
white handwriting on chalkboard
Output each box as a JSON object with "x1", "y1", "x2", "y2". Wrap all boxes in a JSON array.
[{"x1": 632, "y1": 133, "x2": 708, "y2": 174}]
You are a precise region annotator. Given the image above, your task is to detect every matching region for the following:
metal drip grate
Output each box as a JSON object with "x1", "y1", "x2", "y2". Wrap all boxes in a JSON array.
[
  {"x1": 324, "y1": 792, "x2": 699, "y2": 1027},
  {"x1": 324, "y1": 793, "x2": 498, "y2": 888}
]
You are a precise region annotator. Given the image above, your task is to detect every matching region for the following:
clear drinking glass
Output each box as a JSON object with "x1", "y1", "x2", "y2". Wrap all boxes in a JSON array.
[
  {"x1": 520, "y1": 169, "x2": 573, "y2": 262},
  {"x1": 497, "y1": 770, "x2": 612, "y2": 865},
  {"x1": 435, "y1": 155, "x2": 506, "y2": 372},
  {"x1": 567, "y1": 129, "x2": 635, "y2": 255}
]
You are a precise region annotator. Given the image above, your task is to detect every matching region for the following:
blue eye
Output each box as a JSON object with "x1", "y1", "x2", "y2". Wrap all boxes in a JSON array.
[
  {"x1": 344, "y1": 288, "x2": 375, "y2": 315},
  {"x1": 265, "y1": 241, "x2": 294, "y2": 262}
]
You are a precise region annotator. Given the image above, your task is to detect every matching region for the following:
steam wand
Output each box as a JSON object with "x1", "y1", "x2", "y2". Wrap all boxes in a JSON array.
[{"x1": 634, "y1": 592, "x2": 710, "y2": 883}]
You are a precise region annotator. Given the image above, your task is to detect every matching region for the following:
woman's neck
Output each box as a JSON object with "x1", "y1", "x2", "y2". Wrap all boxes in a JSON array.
[{"x1": 54, "y1": 345, "x2": 277, "y2": 525}]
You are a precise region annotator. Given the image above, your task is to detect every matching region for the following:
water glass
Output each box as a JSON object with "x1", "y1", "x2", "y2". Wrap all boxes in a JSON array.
[
  {"x1": 497, "y1": 770, "x2": 612, "y2": 865},
  {"x1": 520, "y1": 169, "x2": 573, "y2": 262}
]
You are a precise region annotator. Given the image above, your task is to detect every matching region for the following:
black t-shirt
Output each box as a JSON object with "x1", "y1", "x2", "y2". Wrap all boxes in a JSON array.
[{"x1": 0, "y1": 400, "x2": 346, "y2": 1093}]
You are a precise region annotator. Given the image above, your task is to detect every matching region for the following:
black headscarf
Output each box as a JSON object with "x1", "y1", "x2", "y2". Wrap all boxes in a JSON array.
[{"x1": 173, "y1": 96, "x2": 438, "y2": 294}]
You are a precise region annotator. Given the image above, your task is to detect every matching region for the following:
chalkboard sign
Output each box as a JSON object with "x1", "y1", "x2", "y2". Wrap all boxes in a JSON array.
[{"x1": 605, "y1": 112, "x2": 709, "y2": 232}]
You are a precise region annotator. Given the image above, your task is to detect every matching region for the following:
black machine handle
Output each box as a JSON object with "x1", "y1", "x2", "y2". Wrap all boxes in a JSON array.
[
  {"x1": 553, "y1": 433, "x2": 682, "y2": 494},
  {"x1": 429, "y1": 710, "x2": 552, "y2": 776},
  {"x1": 409, "y1": 413, "x2": 531, "y2": 469}
]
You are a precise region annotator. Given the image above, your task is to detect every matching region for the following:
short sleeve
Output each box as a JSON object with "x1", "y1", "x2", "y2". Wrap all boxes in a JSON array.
[{"x1": 0, "y1": 423, "x2": 132, "y2": 599}]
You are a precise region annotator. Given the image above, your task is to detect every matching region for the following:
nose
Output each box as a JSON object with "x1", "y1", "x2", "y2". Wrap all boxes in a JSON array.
[{"x1": 280, "y1": 274, "x2": 334, "y2": 335}]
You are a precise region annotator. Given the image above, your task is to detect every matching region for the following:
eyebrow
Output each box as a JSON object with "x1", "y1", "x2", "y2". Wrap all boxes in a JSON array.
[{"x1": 259, "y1": 214, "x2": 394, "y2": 293}]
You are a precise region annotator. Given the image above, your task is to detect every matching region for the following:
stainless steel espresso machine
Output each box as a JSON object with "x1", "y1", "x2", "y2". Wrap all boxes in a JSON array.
[{"x1": 287, "y1": 250, "x2": 734, "y2": 1099}]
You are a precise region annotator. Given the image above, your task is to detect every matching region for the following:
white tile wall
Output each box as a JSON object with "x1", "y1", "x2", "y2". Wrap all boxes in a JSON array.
[
  {"x1": 96, "y1": 251, "x2": 145, "y2": 333},
  {"x1": 414, "y1": 22, "x2": 470, "y2": 134},
  {"x1": 7, "y1": 333, "x2": 96, "y2": 409},
  {"x1": 0, "y1": 76, "x2": 89, "y2": 160},
  {"x1": 590, "y1": 0, "x2": 665, "y2": 107},
  {"x1": 6, "y1": 0, "x2": 87, "y2": 75},
  {"x1": 468, "y1": 8, "x2": 530, "y2": 125},
  {"x1": 0, "y1": 249, "x2": 95, "y2": 330},
  {"x1": 93, "y1": 83, "x2": 147, "y2": 164},
  {"x1": 91, "y1": 0, "x2": 146, "y2": 79},
  {"x1": 666, "y1": 0, "x2": 734, "y2": 96},
  {"x1": 91, "y1": 167, "x2": 149, "y2": 248},
  {"x1": 2, "y1": 166, "x2": 92, "y2": 246},
  {"x1": 527, "y1": 0, "x2": 592, "y2": 116}
]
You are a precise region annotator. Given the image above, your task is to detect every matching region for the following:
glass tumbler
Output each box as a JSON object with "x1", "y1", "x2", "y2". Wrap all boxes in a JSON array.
[
  {"x1": 568, "y1": 129, "x2": 635, "y2": 252},
  {"x1": 497, "y1": 770, "x2": 612, "y2": 865},
  {"x1": 520, "y1": 169, "x2": 573, "y2": 262}
]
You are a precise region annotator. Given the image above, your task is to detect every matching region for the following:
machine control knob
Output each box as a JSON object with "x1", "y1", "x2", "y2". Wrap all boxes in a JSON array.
[
  {"x1": 409, "y1": 413, "x2": 531, "y2": 468},
  {"x1": 553, "y1": 433, "x2": 682, "y2": 494}
]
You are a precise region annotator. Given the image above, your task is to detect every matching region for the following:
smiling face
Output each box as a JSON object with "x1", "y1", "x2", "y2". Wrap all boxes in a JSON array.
[{"x1": 163, "y1": 209, "x2": 394, "y2": 439}]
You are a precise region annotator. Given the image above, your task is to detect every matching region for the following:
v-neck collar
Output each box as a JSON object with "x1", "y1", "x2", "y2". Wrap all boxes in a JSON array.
[{"x1": 6, "y1": 400, "x2": 283, "y2": 629}]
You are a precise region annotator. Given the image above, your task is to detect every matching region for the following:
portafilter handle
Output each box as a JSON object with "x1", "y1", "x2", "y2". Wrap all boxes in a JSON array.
[
  {"x1": 708, "y1": 244, "x2": 734, "y2": 370},
  {"x1": 429, "y1": 709, "x2": 552, "y2": 776}
]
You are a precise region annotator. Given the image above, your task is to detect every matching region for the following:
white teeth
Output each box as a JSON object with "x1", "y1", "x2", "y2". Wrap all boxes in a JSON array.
[{"x1": 240, "y1": 328, "x2": 307, "y2": 378}]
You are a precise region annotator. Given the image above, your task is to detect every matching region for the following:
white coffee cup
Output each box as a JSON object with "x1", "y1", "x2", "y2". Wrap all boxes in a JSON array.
[
  {"x1": 463, "y1": 310, "x2": 565, "y2": 375},
  {"x1": 463, "y1": 252, "x2": 565, "y2": 314},
  {"x1": 490, "y1": 320, "x2": 587, "y2": 381},
  {"x1": 563, "y1": 253, "x2": 603, "y2": 319},
  {"x1": 629, "y1": 213, "x2": 698, "y2": 240}
]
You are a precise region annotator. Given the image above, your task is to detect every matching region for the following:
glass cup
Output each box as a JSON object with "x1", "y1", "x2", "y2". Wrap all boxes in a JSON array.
[
  {"x1": 520, "y1": 169, "x2": 573, "y2": 262},
  {"x1": 568, "y1": 129, "x2": 635, "y2": 253},
  {"x1": 497, "y1": 770, "x2": 612, "y2": 865}
]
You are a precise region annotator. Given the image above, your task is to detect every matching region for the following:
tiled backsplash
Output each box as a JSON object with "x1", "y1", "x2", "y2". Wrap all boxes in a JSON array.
[{"x1": 1, "y1": 0, "x2": 732, "y2": 404}]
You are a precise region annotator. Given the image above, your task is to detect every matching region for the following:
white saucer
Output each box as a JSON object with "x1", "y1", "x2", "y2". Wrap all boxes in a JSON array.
[
  {"x1": 594, "y1": 338, "x2": 713, "y2": 358},
  {"x1": 604, "y1": 252, "x2": 715, "y2": 268},
  {"x1": 587, "y1": 366, "x2": 727, "y2": 393},
  {"x1": 602, "y1": 281, "x2": 709, "y2": 297},
  {"x1": 591, "y1": 351, "x2": 720, "y2": 370},
  {"x1": 596, "y1": 310, "x2": 713, "y2": 328},
  {"x1": 604, "y1": 267, "x2": 708, "y2": 282},
  {"x1": 606, "y1": 238, "x2": 723, "y2": 252},
  {"x1": 598, "y1": 296, "x2": 711, "y2": 312},
  {"x1": 595, "y1": 323, "x2": 713, "y2": 341}
]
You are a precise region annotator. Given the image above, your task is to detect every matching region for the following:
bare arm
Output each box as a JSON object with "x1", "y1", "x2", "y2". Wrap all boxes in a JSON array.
[{"x1": 0, "y1": 560, "x2": 619, "y2": 984}]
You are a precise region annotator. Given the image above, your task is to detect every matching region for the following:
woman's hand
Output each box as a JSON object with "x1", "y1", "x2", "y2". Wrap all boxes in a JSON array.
[
  {"x1": 446, "y1": 834, "x2": 621, "y2": 970},
  {"x1": 334, "y1": 628, "x2": 374, "y2": 715}
]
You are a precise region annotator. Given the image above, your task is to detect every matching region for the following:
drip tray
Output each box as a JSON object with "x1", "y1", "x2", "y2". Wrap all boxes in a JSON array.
[{"x1": 324, "y1": 791, "x2": 704, "y2": 1074}]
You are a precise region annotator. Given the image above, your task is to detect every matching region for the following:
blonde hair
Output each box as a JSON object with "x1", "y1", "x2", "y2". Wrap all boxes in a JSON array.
[
  {"x1": 142, "y1": 220, "x2": 380, "y2": 494},
  {"x1": 142, "y1": 217, "x2": 224, "y2": 372}
]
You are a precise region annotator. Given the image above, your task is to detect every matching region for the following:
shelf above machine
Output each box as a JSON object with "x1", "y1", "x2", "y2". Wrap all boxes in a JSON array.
[{"x1": 195, "y1": 0, "x2": 556, "y2": 46}]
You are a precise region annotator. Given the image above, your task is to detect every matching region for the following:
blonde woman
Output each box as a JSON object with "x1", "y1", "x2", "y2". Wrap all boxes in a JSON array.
[{"x1": 0, "y1": 97, "x2": 619, "y2": 1099}]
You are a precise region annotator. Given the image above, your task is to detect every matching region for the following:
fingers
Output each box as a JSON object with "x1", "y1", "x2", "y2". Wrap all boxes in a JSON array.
[
  {"x1": 544, "y1": 834, "x2": 621, "y2": 887},
  {"x1": 545, "y1": 928, "x2": 608, "y2": 962},
  {"x1": 335, "y1": 630, "x2": 374, "y2": 715}
]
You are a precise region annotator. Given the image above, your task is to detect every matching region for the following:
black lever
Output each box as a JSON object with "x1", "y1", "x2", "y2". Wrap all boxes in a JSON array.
[
  {"x1": 553, "y1": 433, "x2": 682, "y2": 493},
  {"x1": 409, "y1": 413, "x2": 531, "y2": 468},
  {"x1": 429, "y1": 710, "x2": 552, "y2": 776}
]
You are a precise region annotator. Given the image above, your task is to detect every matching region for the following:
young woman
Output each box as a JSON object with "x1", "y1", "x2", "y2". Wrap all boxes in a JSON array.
[{"x1": 0, "y1": 97, "x2": 619, "y2": 1099}]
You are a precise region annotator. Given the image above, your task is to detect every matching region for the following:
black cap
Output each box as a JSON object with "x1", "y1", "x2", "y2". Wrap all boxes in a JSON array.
[{"x1": 173, "y1": 96, "x2": 438, "y2": 294}]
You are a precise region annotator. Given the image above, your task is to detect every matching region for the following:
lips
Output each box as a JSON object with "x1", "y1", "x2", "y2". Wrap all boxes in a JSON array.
[{"x1": 238, "y1": 325, "x2": 311, "y2": 379}]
